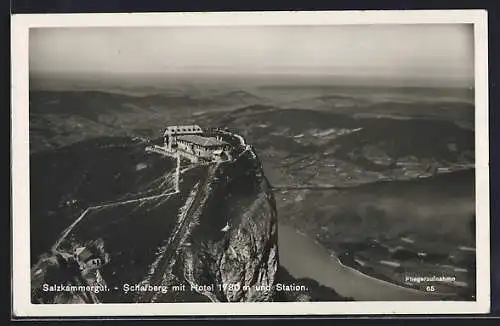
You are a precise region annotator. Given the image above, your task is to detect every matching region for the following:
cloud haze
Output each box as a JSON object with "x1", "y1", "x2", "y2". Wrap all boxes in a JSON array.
[{"x1": 30, "y1": 24, "x2": 474, "y2": 85}]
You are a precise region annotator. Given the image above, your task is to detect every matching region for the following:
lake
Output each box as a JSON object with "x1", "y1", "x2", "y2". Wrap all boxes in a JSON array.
[{"x1": 278, "y1": 222, "x2": 445, "y2": 301}]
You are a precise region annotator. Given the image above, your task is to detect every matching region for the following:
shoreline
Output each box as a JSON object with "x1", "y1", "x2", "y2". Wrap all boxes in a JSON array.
[
  {"x1": 334, "y1": 254, "x2": 453, "y2": 298},
  {"x1": 290, "y1": 226, "x2": 454, "y2": 299}
]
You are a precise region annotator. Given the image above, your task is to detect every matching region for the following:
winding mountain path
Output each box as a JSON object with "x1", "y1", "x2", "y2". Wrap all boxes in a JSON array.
[{"x1": 52, "y1": 155, "x2": 181, "y2": 253}]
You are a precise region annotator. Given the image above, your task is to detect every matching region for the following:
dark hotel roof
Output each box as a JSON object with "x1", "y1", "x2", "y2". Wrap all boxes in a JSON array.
[{"x1": 177, "y1": 135, "x2": 228, "y2": 148}]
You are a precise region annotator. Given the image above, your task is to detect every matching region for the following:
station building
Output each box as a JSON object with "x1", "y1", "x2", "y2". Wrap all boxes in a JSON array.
[
  {"x1": 162, "y1": 125, "x2": 231, "y2": 163},
  {"x1": 176, "y1": 134, "x2": 231, "y2": 163}
]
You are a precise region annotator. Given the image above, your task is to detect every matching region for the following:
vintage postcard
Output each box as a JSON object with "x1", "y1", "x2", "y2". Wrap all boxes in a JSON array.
[{"x1": 11, "y1": 10, "x2": 489, "y2": 317}]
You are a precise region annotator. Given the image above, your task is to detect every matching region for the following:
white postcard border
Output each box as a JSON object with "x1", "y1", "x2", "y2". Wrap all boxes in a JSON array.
[{"x1": 11, "y1": 10, "x2": 490, "y2": 317}]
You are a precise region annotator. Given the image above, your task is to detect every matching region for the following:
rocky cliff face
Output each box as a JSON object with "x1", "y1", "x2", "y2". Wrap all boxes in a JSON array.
[{"x1": 179, "y1": 147, "x2": 279, "y2": 302}]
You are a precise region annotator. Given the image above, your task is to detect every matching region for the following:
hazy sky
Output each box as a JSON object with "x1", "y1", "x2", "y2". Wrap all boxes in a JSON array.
[{"x1": 30, "y1": 24, "x2": 474, "y2": 84}]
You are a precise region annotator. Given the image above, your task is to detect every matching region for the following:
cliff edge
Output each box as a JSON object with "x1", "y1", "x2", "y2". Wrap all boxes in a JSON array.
[{"x1": 179, "y1": 144, "x2": 279, "y2": 302}]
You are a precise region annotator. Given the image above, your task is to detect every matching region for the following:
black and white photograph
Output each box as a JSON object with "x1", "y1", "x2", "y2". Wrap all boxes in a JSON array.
[{"x1": 11, "y1": 10, "x2": 490, "y2": 316}]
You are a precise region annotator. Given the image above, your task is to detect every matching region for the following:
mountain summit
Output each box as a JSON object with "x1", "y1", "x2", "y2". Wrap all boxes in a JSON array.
[{"x1": 30, "y1": 130, "x2": 280, "y2": 303}]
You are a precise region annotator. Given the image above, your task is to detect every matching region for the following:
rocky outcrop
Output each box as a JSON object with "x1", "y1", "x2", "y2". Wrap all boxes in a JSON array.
[{"x1": 178, "y1": 145, "x2": 279, "y2": 302}]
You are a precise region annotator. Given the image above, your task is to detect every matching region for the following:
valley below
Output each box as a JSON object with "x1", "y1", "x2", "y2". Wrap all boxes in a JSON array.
[{"x1": 28, "y1": 82, "x2": 477, "y2": 302}]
